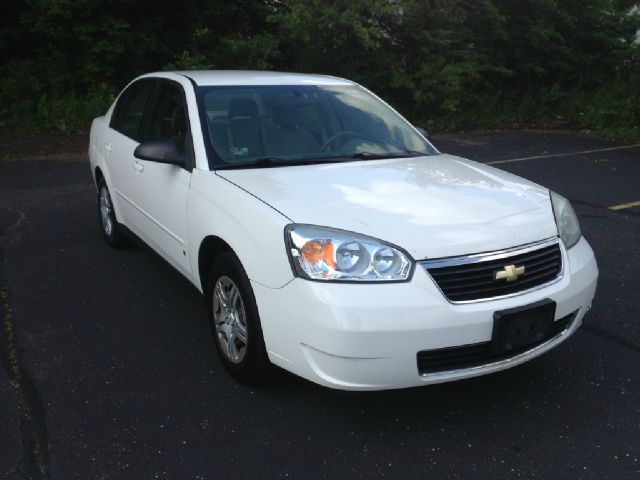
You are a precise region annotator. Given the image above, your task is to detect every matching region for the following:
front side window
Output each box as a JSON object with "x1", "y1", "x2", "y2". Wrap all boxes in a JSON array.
[
  {"x1": 197, "y1": 85, "x2": 437, "y2": 169},
  {"x1": 111, "y1": 80, "x2": 155, "y2": 141},
  {"x1": 144, "y1": 83, "x2": 188, "y2": 153}
]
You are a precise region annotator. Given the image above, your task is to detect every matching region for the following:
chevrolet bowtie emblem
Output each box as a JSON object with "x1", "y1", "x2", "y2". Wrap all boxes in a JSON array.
[{"x1": 495, "y1": 264, "x2": 525, "y2": 282}]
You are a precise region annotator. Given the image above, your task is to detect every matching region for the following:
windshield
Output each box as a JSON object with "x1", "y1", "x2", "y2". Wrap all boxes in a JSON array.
[{"x1": 196, "y1": 84, "x2": 438, "y2": 169}]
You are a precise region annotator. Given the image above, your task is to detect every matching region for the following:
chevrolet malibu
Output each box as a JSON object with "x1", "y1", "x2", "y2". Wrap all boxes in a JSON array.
[{"x1": 89, "y1": 71, "x2": 598, "y2": 390}]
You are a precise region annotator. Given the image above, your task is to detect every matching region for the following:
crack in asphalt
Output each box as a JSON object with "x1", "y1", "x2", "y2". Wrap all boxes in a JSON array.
[
  {"x1": 581, "y1": 322, "x2": 640, "y2": 353},
  {"x1": 0, "y1": 248, "x2": 50, "y2": 479},
  {"x1": 0, "y1": 208, "x2": 29, "y2": 250}
]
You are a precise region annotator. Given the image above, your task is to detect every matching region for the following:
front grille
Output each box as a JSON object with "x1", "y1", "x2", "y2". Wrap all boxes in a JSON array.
[
  {"x1": 421, "y1": 239, "x2": 562, "y2": 303},
  {"x1": 417, "y1": 310, "x2": 577, "y2": 375}
]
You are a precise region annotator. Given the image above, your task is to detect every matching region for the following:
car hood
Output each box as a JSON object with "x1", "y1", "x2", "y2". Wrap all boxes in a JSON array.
[{"x1": 217, "y1": 154, "x2": 558, "y2": 260}]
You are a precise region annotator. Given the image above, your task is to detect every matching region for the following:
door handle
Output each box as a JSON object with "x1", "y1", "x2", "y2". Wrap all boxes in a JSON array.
[
  {"x1": 133, "y1": 161, "x2": 144, "y2": 173},
  {"x1": 104, "y1": 142, "x2": 112, "y2": 153}
]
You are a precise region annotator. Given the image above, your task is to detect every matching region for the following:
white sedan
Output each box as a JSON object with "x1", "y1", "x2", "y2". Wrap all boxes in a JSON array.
[{"x1": 89, "y1": 71, "x2": 598, "y2": 390}]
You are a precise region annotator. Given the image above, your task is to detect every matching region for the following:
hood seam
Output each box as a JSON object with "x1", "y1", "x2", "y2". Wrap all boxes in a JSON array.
[{"x1": 215, "y1": 172, "x2": 294, "y2": 223}]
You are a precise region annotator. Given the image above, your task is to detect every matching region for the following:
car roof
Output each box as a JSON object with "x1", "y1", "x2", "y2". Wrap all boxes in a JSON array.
[{"x1": 150, "y1": 70, "x2": 355, "y2": 87}]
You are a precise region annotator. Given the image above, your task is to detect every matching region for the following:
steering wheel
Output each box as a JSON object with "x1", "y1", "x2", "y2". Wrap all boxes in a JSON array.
[{"x1": 320, "y1": 131, "x2": 360, "y2": 152}]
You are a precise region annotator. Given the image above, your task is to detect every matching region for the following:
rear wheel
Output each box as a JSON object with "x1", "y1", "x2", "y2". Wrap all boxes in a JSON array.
[
  {"x1": 206, "y1": 252, "x2": 270, "y2": 384},
  {"x1": 97, "y1": 178, "x2": 127, "y2": 248}
]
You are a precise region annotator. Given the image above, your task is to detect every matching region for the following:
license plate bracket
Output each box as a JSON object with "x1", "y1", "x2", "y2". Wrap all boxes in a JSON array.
[{"x1": 492, "y1": 299, "x2": 556, "y2": 354}]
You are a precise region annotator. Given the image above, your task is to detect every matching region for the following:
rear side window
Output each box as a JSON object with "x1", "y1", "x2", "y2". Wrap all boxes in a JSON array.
[{"x1": 111, "y1": 80, "x2": 156, "y2": 141}]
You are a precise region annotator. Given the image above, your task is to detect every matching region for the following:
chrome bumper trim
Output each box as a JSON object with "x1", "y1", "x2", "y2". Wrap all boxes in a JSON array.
[{"x1": 420, "y1": 310, "x2": 582, "y2": 380}]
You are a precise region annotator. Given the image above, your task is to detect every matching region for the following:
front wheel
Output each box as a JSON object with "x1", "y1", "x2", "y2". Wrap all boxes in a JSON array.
[{"x1": 206, "y1": 252, "x2": 270, "y2": 384}]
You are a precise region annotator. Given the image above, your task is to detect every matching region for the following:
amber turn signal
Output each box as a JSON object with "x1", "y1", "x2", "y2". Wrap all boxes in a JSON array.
[{"x1": 300, "y1": 240, "x2": 336, "y2": 269}]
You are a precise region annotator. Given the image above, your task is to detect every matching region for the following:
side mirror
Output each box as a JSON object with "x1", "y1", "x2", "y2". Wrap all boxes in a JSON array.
[
  {"x1": 134, "y1": 138, "x2": 186, "y2": 166},
  {"x1": 416, "y1": 127, "x2": 430, "y2": 140}
]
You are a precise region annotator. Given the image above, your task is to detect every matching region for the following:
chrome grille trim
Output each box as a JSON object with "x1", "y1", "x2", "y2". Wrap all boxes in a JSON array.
[{"x1": 420, "y1": 237, "x2": 564, "y2": 304}]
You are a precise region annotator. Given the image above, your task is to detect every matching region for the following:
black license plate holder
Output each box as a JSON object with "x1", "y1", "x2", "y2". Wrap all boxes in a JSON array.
[{"x1": 492, "y1": 299, "x2": 556, "y2": 354}]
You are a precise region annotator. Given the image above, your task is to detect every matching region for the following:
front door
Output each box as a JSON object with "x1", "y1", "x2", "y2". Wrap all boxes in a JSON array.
[{"x1": 128, "y1": 80, "x2": 193, "y2": 276}]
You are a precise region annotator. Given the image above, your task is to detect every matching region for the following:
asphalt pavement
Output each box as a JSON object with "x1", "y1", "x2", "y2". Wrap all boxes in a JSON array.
[{"x1": 1, "y1": 130, "x2": 639, "y2": 479}]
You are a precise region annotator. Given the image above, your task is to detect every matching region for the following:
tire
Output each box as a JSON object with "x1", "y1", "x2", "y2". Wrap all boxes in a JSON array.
[
  {"x1": 97, "y1": 178, "x2": 128, "y2": 248},
  {"x1": 206, "y1": 252, "x2": 270, "y2": 384}
]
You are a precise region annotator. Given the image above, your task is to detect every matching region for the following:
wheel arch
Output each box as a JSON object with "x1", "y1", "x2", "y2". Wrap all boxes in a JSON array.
[
  {"x1": 94, "y1": 166, "x2": 104, "y2": 189},
  {"x1": 93, "y1": 164, "x2": 126, "y2": 228},
  {"x1": 198, "y1": 235, "x2": 234, "y2": 293}
]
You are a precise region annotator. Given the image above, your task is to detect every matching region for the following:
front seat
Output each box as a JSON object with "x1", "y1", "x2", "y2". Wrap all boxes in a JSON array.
[
  {"x1": 228, "y1": 99, "x2": 264, "y2": 159},
  {"x1": 265, "y1": 102, "x2": 319, "y2": 157},
  {"x1": 169, "y1": 106, "x2": 187, "y2": 152}
]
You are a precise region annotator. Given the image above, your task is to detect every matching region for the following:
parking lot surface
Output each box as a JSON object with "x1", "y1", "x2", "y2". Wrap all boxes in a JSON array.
[{"x1": 1, "y1": 130, "x2": 639, "y2": 479}]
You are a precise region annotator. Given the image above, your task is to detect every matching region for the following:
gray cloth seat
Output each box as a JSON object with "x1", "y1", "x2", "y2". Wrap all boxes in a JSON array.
[
  {"x1": 264, "y1": 128, "x2": 319, "y2": 157},
  {"x1": 207, "y1": 97, "x2": 321, "y2": 162},
  {"x1": 264, "y1": 103, "x2": 319, "y2": 156},
  {"x1": 228, "y1": 99, "x2": 264, "y2": 159},
  {"x1": 209, "y1": 120, "x2": 231, "y2": 161},
  {"x1": 169, "y1": 106, "x2": 186, "y2": 151}
]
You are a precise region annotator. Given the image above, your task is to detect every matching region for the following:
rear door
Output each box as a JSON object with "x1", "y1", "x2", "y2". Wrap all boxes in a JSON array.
[
  {"x1": 128, "y1": 80, "x2": 194, "y2": 276},
  {"x1": 103, "y1": 79, "x2": 157, "y2": 227}
]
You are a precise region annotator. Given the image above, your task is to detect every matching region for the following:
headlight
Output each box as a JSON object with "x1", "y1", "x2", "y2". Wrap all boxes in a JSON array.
[
  {"x1": 550, "y1": 191, "x2": 581, "y2": 249},
  {"x1": 285, "y1": 224, "x2": 413, "y2": 282}
]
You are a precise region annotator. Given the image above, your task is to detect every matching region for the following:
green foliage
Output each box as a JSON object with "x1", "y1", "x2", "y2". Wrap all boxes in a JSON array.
[
  {"x1": 0, "y1": 0, "x2": 638, "y2": 138},
  {"x1": 35, "y1": 84, "x2": 115, "y2": 134}
]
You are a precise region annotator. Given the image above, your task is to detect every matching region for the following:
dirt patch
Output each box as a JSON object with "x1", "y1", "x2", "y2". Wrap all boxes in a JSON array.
[{"x1": 0, "y1": 129, "x2": 88, "y2": 162}]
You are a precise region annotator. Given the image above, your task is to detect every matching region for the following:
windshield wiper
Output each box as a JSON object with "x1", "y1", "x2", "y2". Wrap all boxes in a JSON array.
[
  {"x1": 254, "y1": 157, "x2": 286, "y2": 167},
  {"x1": 252, "y1": 156, "x2": 356, "y2": 167},
  {"x1": 215, "y1": 157, "x2": 303, "y2": 169},
  {"x1": 350, "y1": 152, "x2": 390, "y2": 160},
  {"x1": 401, "y1": 150, "x2": 431, "y2": 157},
  {"x1": 215, "y1": 151, "x2": 432, "y2": 170},
  {"x1": 216, "y1": 156, "x2": 352, "y2": 170},
  {"x1": 350, "y1": 150, "x2": 429, "y2": 160}
]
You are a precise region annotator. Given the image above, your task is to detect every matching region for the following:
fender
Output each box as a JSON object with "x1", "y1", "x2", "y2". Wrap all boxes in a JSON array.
[{"x1": 186, "y1": 169, "x2": 294, "y2": 291}]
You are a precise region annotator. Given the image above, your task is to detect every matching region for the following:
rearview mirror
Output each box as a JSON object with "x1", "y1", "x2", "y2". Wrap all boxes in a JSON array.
[
  {"x1": 134, "y1": 138, "x2": 185, "y2": 166},
  {"x1": 415, "y1": 127, "x2": 430, "y2": 140}
]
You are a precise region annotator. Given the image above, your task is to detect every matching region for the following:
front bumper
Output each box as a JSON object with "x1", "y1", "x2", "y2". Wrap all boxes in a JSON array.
[{"x1": 253, "y1": 237, "x2": 598, "y2": 390}]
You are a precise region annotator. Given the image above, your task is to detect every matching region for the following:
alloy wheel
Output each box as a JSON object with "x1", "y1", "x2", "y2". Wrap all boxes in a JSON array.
[
  {"x1": 213, "y1": 276, "x2": 248, "y2": 364},
  {"x1": 99, "y1": 186, "x2": 113, "y2": 237}
]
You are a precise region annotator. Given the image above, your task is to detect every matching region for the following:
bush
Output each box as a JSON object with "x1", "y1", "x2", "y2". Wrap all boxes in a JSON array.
[
  {"x1": 35, "y1": 84, "x2": 114, "y2": 134},
  {"x1": 0, "y1": 0, "x2": 638, "y2": 139}
]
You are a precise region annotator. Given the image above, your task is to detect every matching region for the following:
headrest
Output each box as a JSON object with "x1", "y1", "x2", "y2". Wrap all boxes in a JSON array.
[
  {"x1": 229, "y1": 98, "x2": 258, "y2": 118},
  {"x1": 270, "y1": 92, "x2": 313, "y2": 107},
  {"x1": 271, "y1": 94, "x2": 313, "y2": 124}
]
